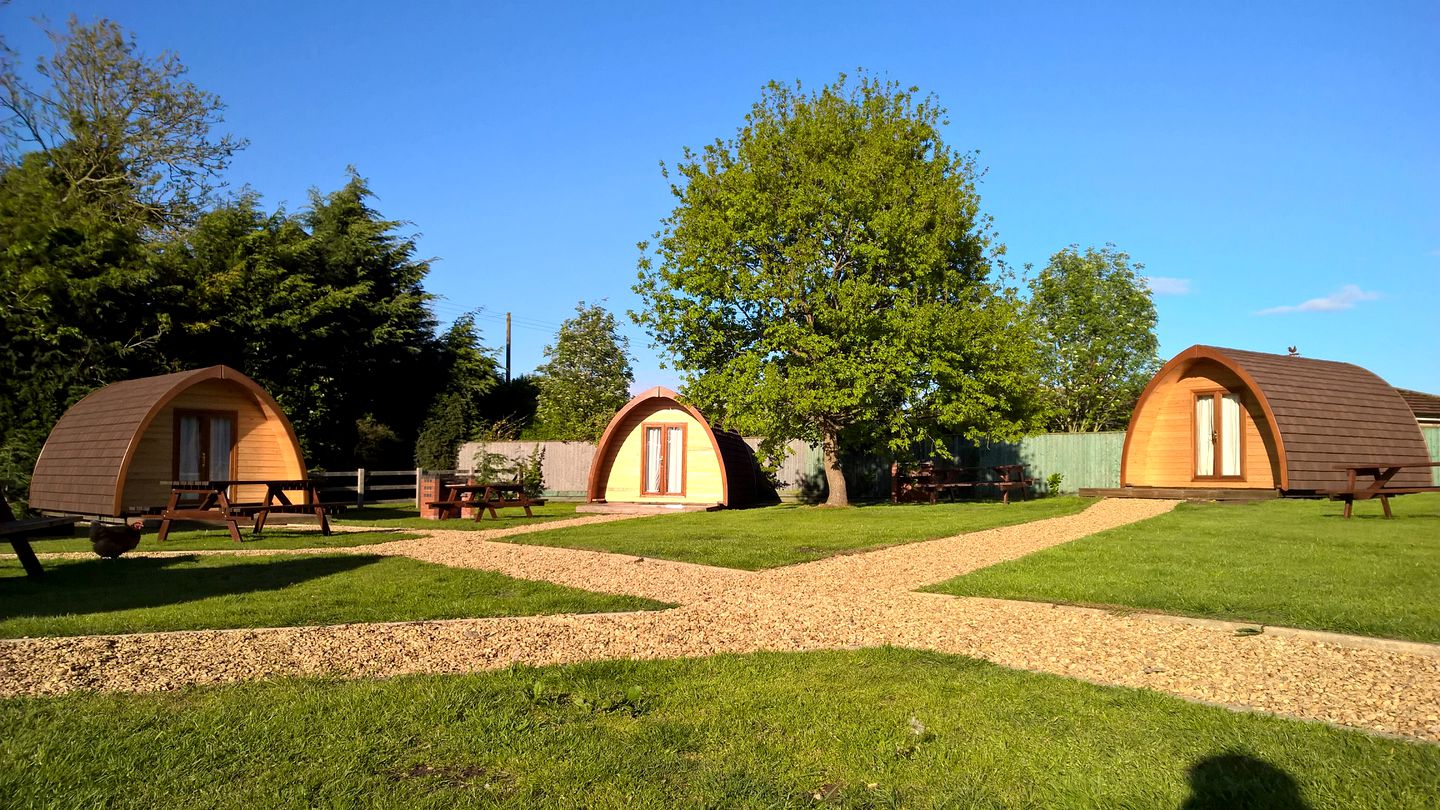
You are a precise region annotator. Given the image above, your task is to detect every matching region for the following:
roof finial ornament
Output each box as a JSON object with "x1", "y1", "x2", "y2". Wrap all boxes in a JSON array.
[{"x1": 1287, "y1": 345, "x2": 1299, "y2": 357}]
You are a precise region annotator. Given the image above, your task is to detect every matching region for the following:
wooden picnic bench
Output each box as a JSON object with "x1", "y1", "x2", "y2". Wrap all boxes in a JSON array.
[
  {"x1": 156, "y1": 479, "x2": 341, "y2": 543},
  {"x1": 1, "y1": 499, "x2": 81, "y2": 578},
  {"x1": 891, "y1": 462, "x2": 1034, "y2": 505},
  {"x1": 1322, "y1": 461, "x2": 1440, "y2": 519},
  {"x1": 427, "y1": 481, "x2": 547, "y2": 521}
]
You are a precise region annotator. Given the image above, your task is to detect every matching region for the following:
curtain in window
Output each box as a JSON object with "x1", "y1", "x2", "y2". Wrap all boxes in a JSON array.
[
  {"x1": 209, "y1": 416, "x2": 234, "y2": 480},
  {"x1": 178, "y1": 415, "x2": 201, "y2": 481},
  {"x1": 1221, "y1": 394, "x2": 1242, "y2": 477},
  {"x1": 1195, "y1": 396, "x2": 1214, "y2": 477},
  {"x1": 644, "y1": 427, "x2": 663, "y2": 492},
  {"x1": 666, "y1": 427, "x2": 684, "y2": 494}
]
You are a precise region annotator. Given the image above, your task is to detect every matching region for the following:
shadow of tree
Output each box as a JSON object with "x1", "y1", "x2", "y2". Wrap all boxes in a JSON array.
[
  {"x1": 1180, "y1": 752, "x2": 1311, "y2": 809},
  {"x1": 0, "y1": 554, "x2": 383, "y2": 619}
]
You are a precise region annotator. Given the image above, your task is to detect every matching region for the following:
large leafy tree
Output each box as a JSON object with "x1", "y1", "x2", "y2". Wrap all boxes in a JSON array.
[
  {"x1": 1, "y1": 15, "x2": 245, "y2": 229},
  {"x1": 1028, "y1": 244, "x2": 1161, "y2": 432},
  {"x1": 533, "y1": 302, "x2": 635, "y2": 442},
  {"x1": 635, "y1": 73, "x2": 1044, "y2": 506}
]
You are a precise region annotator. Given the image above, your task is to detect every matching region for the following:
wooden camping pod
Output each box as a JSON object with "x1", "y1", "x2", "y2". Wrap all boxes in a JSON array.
[
  {"x1": 1121, "y1": 345, "x2": 1431, "y2": 494},
  {"x1": 28, "y1": 366, "x2": 307, "y2": 517},
  {"x1": 585, "y1": 387, "x2": 775, "y2": 508}
]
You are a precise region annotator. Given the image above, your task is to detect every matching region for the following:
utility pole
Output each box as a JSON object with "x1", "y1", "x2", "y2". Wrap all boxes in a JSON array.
[{"x1": 505, "y1": 311, "x2": 512, "y2": 383}]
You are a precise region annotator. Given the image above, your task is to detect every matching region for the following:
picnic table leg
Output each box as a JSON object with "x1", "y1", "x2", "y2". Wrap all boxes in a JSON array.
[
  {"x1": 226, "y1": 519, "x2": 244, "y2": 544},
  {"x1": 9, "y1": 539, "x2": 44, "y2": 577},
  {"x1": 1381, "y1": 495, "x2": 1392, "y2": 519},
  {"x1": 252, "y1": 508, "x2": 268, "y2": 536},
  {"x1": 1343, "y1": 495, "x2": 1353, "y2": 519}
]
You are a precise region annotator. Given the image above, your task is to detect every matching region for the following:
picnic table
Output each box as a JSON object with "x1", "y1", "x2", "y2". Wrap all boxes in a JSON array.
[
  {"x1": 2, "y1": 499, "x2": 82, "y2": 578},
  {"x1": 891, "y1": 462, "x2": 1034, "y2": 505},
  {"x1": 156, "y1": 479, "x2": 336, "y2": 543},
  {"x1": 1324, "y1": 461, "x2": 1440, "y2": 519},
  {"x1": 427, "y1": 481, "x2": 547, "y2": 521}
]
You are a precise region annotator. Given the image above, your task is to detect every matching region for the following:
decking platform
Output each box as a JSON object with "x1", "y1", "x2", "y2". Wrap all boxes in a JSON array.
[{"x1": 1079, "y1": 486, "x2": 1279, "y2": 502}]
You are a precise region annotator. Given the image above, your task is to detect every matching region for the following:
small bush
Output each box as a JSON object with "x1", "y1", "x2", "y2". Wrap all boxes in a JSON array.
[{"x1": 1046, "y1": 472, "x2": 1064, "y2": 495}]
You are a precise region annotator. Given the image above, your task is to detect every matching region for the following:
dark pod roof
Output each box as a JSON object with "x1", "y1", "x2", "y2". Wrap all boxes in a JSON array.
[
  {"x1": 1395, "y1": 388, "x2": 1440, "y2": 421},
  {"x1": 1161, "y1": 346, "x2": 1431, "y2": 491},
  {"x1": 29, "y1": 366, "x2": 303, "y2": 516}
]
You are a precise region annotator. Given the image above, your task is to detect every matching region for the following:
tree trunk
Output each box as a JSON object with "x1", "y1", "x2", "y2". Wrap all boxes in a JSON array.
[{"x1": 820, "y1": 428, "x2": 849, "y2": 507}]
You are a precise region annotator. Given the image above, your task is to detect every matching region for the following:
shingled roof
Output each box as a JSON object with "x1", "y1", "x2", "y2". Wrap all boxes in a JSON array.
[
  {"x1": 1395, "y1": 388, "x2": 1440, "y2": 422},
  {"x1": 1181, "y1": 346, "x2": 1431, "y2": 491}
]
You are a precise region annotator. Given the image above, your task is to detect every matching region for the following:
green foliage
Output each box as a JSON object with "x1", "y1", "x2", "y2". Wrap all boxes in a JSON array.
[
  {"x1": 515, "y1": 445, "x2": 546, "y2": 497},
  {"x1": 414, "y1": 391, "x2": 475, "y2": 470},
  {"x1": 634, "y1": 72, "x2": 1045, "y2": 505},
  {"x1": 482, "y1": 374, "x2": 541, "y2": 434},
  {"x1": 0, "y1": 150, "x2": 167, "y2": 510},
  {"x1": 532, "y1": 302, "x2": 634, "y2": 442},
  {"x1": 1, "y1": 15, "x2": 246, "y2": 229},
  {"x1": 1045, "y1": 472, "x2": 1065, "y2": 495},
  {"x1": 1027, "y1": 244, "x2": 1161, "y2": 432}
]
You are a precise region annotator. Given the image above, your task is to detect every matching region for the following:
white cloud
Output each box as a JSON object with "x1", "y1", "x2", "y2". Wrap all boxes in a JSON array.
[
  {"x1": 1145, "y1": 276, "x2": 1191, "y2": 295},
  {"x1": 1254, "y1": 284, "x2": 1381, "y2": 316}
]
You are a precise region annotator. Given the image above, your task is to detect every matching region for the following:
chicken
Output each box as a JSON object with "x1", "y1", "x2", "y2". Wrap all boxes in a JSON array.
[{"x1": 90, "y1": 521, "x2": 142, "y2": 559}]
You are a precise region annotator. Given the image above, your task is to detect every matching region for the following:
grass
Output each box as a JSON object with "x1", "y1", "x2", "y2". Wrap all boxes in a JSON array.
[
  {"x1": 0, "y1": 553, "x2": 665, "y2": 638},
  {"x1": 26, "y1": 525, "x2": 414, "y2": 553},
  {"x1": 1, "y1": 648, "x2": 1435, "y2": 808},
  {"x1": 501, "y1": 496, "x2": 1093, "y2": 570},
  {"x1": 927, "y1": 493, "x2": 1440, "y2": 643},
  {"x1": 335, "y1": 501, "x2": 583, "y2": 531}
]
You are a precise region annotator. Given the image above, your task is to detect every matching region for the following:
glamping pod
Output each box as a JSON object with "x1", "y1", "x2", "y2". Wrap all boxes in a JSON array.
[
  {"x1": 29, "y1": 366, "x2": 307, "y2": 517},
  {"x1": 583, "y1": 387, "x2": 776, "y2": 511},
  {"x1": 1120, "y1": 345, "x2": 1431, "y2": 495}
]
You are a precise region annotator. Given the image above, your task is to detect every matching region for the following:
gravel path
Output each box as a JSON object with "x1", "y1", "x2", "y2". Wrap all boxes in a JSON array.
[{"x1": 5, "y1": 499, "x2": 1439, "y2": 743}]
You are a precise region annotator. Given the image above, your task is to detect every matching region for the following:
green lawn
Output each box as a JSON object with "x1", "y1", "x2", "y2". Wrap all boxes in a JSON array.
[
  {"x1": 500, "y1": 497, "x2": 1093, "y2": 570},
  {"x1": 2, "y1": 648, "x2": 1435, "y2": 808},
  {"x1": 335, "y1": 501, "x2": 582, "y2": 531},
  {"x1": 0, "y1": 553, "x2": 665, "y2": 638},
  {"x1": 27, "y1": 525, "x2": 413, "y2": 553},
  {"x1": 927, "y1": 493, "x2": 1440, "y2": 643}
]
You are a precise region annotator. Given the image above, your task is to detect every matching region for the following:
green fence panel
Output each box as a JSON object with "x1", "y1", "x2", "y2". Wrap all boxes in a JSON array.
[{"x1": 1423, "y1": 425, "x2": 1440, "y2": 485}]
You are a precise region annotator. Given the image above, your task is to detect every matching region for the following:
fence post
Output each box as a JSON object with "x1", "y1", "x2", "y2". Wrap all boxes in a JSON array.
[
  {"x1": 356, "y1": 468, "x2": 366, "y2": 508},
  {"x1": 415, "y1": 468, "x2": 423, "y2": 510}
]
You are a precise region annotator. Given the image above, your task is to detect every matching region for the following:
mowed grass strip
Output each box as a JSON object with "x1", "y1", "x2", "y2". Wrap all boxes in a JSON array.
[
  {"x1": 0, "y1": 554, "x2": 666, "y2": 638},
  {"x1": 928, "y1": 493, "x2": 1440, "y2": 643},
  {"x1": 24, "y1": 526, "x2": 414, "y2": 553},
  {"x1": 499, "y1": 497, "x2": 1093, "y2": 570},
  {"x1": 2, "y1": 648, "x2": 1435, "y2": 809}
]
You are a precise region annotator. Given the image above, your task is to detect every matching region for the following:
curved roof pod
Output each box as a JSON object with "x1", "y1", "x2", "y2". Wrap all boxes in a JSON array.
[
  {"x1": 586, "y1": 386, "x2": 776, "y2": 507},
  {"x1": 29, "y1": 366, "x2": 306, "y2": 516},
  {"x1": 1121, "y1": 345, "x2": 1431, "y2": 492}
]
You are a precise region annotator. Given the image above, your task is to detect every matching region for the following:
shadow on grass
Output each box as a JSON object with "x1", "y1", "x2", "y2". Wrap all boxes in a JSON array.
[
  {"x1": 1181, "y1": 752, "x2": 1310, "y2": 809},
  {"x1": 0, "y1": 554, "x2": 382, "y2": 619}
]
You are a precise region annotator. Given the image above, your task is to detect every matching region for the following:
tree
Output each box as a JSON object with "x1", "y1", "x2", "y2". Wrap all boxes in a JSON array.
[
  {"x1": 1, "y1": 15, "x2": 245, "y2": 229},
  {"x1": 0, "y1": 149, "x2": 166, "y2": 509},
  {"x1": 1027, "y1": 244, "x2": 1161, "y2": 432},
  {"x1": 533, "y1": 302, "x2": 635, "y2": 442},
  {"x1": 634, "y1": 73, "x2": 1045, "y2": 506},
  {"x1": 161, "y1": 173, "x2": 457, "y2": 468}
]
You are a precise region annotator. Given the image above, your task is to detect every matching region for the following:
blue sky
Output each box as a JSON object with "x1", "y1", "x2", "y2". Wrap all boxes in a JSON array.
[{"x1": 6, "y1": 1, "x2": 1437, "y2": 392}]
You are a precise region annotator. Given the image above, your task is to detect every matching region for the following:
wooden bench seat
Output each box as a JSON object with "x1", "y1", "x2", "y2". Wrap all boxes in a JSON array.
[{"x1": 2, "y1": 501, "x2": 81, "y2": 578}]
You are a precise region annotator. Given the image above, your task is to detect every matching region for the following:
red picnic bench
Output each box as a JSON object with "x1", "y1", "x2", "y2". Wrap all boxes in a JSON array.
[
  {"x1": 156, "y1": 479, "x2": 344, "y2": 543},
  {"x1": 427, "y1": 480, "x2": 547, "y2": 521},
  {"x1": 1322, "y1": 460, "x2": 1440, "y2": 519}
]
